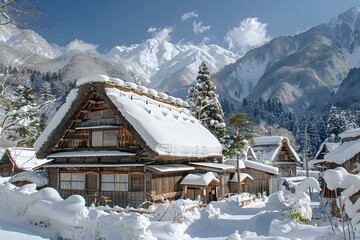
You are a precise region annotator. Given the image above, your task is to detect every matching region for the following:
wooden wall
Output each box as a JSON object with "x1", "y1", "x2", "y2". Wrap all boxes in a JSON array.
[
  {"x1": 47, "y1": 167, "x2": 145, "y2": 207},
  {"x1": 241, "y1": 168, "x2": 273, "y2": 195}
]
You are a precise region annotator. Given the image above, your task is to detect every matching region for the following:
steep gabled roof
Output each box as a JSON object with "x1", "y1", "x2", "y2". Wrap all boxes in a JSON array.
[
  {"x1": 325, "y1": 128, "x2": 360, "y2": 165},
  {"x1": 313, "y1": 142, "x2": 340, "y2": 160},
  {"x1": 252, "y1": 136, "x2": 300, "y2": 163},
  {"x1": 34, "y1": 74, "x2": 222, "y2": 159}
]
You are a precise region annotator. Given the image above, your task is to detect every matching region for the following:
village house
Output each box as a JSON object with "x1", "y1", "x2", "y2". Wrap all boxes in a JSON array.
[
  {"x1": 0, "y1": 147, "x2": 50, "y2": 187},
  {"x1": 308, "y1": 142, "x2": 340, "y2": 171},
  {"x1": 319, "y1": 128, "x2": 360, "y2": 199},
  {"x1": 251, "y1": 136, "x2": 301, "y2": 178},
  {"x1": 34, "y1": 74, "x2": 230, "y2": 207},
  {"x1": 224, "y1": 146, "x2": 278, "y2": 195}
]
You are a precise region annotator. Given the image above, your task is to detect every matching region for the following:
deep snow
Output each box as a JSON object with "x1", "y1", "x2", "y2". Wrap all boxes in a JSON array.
[{"x1": 0, "y1": 177, "x2": 342, "y2": 240}]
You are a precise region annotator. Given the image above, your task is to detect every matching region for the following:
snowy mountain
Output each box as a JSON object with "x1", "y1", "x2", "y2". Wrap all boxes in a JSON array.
[
  {"x1": 213, "y1": 7, "x2": 360, "y2": 115},
  {"x1": 106, "y1": 37, "x2": 237, "y2": 91},
  {"x1": 0, "y1": 24, "x2": 61, "y2": 63}
]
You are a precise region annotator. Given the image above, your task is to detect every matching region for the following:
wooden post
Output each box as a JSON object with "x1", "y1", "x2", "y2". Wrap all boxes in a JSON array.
[{"x1": 236, "y1": 153, "x2": 241, "y2": 194}]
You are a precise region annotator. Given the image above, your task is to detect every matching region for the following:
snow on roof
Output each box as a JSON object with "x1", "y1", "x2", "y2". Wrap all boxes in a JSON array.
[
  {"x1": 252, "y1": 145, "x2": 281, "y2": 163},
  {"x1": 34, "y1": 74, "x2": 221, "y2": 159},
  {"x1": 76, "y1": 74, "x2": 110, "y2": 86},
  {"x1": 47, "y1": 150, "x2": 135, "y2": 158},
  {"x1": 253, "y1": 136, "x2": 286, "y2": 146},
  {"x1": 42, "y1": 163, "x2": 145, "y2": 168},
  {"x1": 308, "y1": 159, "x2": 327, "y2": 169},
  {"x1": 323, "y1": 167, "x2": 360, "y2": 190},
  {"x1": 145, "y1": 164, "x2": 195, "y2": 173},
  {"x1": 34, "y1": 88, "x2": 79, "y2": 152},
  {"x1": 180, "y1": 172, "x2": 219, "y2": 186},
  {"x1": 339, "y1": 127, "x2": 360, "y2": 140},
  {"x1": 314, "y1": 142, "x2": 340, "y2": 159},
  {"x1": 6, "y1": 147, "x2": 52, "y2": 170},
  {"x1": 243, "y1": 159, "x2": 279, "y2": 175},
  {"x1": 0, "y1": 148, "x2": 5, "y2": 159},
  {"x1": 106, "y1": 87, "x2": 222, "y2": 158},
  {"x1": 189, "y1": 162, "x2": 235, "y2": 171},
  {"x1": 252, "y1": 136, "x2": 300, "y2": 163},
  {"x1": 9, "y1": 170, "x2": 48, "y2": 187},
  {"x1": 324, "y1": 138, "x2": 360, "y2": 164},
  {"x1": 223, "y1": 159, "x2": 246, "y2": 169},
  {"x1": 229, "y1": 173, "x2": 254, "y2": 182}
]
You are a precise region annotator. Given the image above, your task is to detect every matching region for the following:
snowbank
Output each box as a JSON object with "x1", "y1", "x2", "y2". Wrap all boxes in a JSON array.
[{"x1": 0, "y1": 183, "x2": 155, "y2": 239}]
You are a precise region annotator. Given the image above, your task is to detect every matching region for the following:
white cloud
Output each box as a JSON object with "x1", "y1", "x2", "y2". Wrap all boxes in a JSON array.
[
  {"x1": 66, "y1": 39, "x2": 98, "y2": 52},
  {"x1": 200, "y1": 36, "x2": 210, "y2": 45},
  {"x1": 147, "y1": 26, "x2": 174, "y2": 41},
  {"x1": 224, "y1": 18, "x2": 271, "y2": 54},
  {"x1": 192, "y1": 21, "x2": 211, "y2": 34},
  {"x1": 181, "y1": 11, "x2": 198, "y2": 21}
]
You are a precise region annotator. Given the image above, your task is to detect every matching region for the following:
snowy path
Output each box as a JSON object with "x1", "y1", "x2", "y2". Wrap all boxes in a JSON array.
[{"x1": 0, "y1": 222, "x2": 48, "y2": 240}]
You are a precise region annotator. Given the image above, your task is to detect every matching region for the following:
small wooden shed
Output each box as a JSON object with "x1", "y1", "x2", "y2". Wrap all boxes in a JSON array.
[{"x1": 180, "y1": 172, "x2": 219, "y2": 203}]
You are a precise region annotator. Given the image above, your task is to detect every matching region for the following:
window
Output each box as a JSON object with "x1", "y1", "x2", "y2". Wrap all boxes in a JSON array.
[
  {"x1": 101, "y1": 173, "x2": 128, "y2": 191},
  {"x1": 60, "y1": 173, "x2": 85, "y2": 190},
  {"x1": 92, "y1": 130, "x2": 117, "y2": 147},
  {"x1": 89, "y1": 109, "x2": 115, "y2": 119}
]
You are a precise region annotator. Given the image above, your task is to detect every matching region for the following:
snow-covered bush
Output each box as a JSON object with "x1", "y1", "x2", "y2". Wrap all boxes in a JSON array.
[{"x1": 281, "y1": 177, "x2": 320, "y2": 222}]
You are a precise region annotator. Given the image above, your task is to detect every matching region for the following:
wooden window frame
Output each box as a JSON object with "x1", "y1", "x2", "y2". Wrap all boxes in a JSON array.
[
  {"x1": 101, "y1": 173, "x2": 129, "y2": 192},
  {"x1": 92, "y1": 130, "x2": 118, "y2": 147},
  {"x1": 59, "y1": 172, "x2": 85, "y2": 190}
]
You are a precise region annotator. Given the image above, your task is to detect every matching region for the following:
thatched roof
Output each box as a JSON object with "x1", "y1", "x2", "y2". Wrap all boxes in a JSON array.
[{"x1": 35, "y1": 74, "x2": 222, "y2": 160}]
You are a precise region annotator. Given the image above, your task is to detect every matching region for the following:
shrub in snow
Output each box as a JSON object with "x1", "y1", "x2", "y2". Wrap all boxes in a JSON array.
[
  {"x1": 153, "y1": 199, "x2": 201, "y2": 223},
  {"x1": 279, "y1": 177, "x2": 320, "y2": 222}
]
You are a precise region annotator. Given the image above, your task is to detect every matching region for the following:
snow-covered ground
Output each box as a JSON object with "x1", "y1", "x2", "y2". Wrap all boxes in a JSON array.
[{"x1": 0, "y1": 176, "x2": 345, "y2": 240}]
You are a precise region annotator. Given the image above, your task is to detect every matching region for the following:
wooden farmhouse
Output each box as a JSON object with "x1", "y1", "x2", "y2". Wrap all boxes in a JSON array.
[
  {"x1": 224, "y1": 146, "x2": 279, "y2": 195},
  {"x1": 0, "y1": 147, "x2": 50, "y2": 187},
  {"x1": 251, "y1": 136, "x2": 301, "y2": 178},
  {"x1": 34, "y1": 74, "x2": 228, "y2": 207},
  {"x1": 320, "y1": 128, "x2": 360, "y2": 198},
  {"x1": 308, "y1": 142, "x2": 340, "y2": 171}
]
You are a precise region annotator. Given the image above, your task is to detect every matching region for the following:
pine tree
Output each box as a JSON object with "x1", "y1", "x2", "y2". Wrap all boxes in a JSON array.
[
  {"x1": 326, "y1": 106, "x2": 341, "y2": 142},
  {"x1": 223, "y1": 113, "x2": 254, "y2": 193},
  {"x1": 186, "y1": 61, "x2": 226, "y2": 139}
]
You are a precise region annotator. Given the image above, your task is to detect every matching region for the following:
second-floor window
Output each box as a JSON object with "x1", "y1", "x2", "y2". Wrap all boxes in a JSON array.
[{"x1": 92, "y1": 130, "x2": 117, "y2": 147}]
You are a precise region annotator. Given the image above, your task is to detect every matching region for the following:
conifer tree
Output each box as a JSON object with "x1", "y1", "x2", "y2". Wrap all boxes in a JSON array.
[
  {"x1": 223, "y1": 113, "x2": 254, "y2": 193},
  {"x1": 187, "y1": 61, "x2": 226, "y2": 139},
  {"x1": 327, "y1": 106, "x2": 341, "y2": 142}
]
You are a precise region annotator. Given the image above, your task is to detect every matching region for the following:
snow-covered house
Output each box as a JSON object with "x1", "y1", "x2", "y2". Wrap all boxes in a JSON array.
[
  {"x1": 308, "y1": 142, "x2": 340, "y2": 171},
  {"x1": 321, "y1": 128, "x2": 360, "y2": 198},
  {"x1": 34, "y1": 74, "x2": 223, "y2": 207},
  {"x1": 0, "y1": 147, "x2": 51, "y2": 187},
  {"x1": 0, "y1": 147, "x2": 51, "y2": 177},
  {"x1": 224, "y1": 146, "x2": 279, "y2": 195},
  {"x1": 251, "y1": 136, "x2": 300, "y2": 178}
]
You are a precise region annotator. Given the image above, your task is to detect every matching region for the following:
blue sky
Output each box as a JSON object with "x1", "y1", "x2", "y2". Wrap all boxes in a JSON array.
[{"x1": 38, "y1": 0, "x2": 360, "y2": 53}]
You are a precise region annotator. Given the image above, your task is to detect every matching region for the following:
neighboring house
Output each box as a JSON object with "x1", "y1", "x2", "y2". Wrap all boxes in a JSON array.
[
  {"x1": 308, "y1": 142, "x2": 340, "y2": 171},
  {"x1": 34, "y1": 74, "x2": 223, "y2": 207},
  {"x1": 224, "y1": 145, "x2": 279, "y2": 195},
  {"x1": 224, "y1": 146, "x2": 256, "y2": 193},
  {"x1": 251, "y1": 136, "x2": 301, "y2": 178},
  {"x1": 242, "y1": 159, "x2": 279, "y2": 195},
  {"x1": 321, "y1": 128, "x2": 360, "y2": 198},
  {"x1": 0, "y1": 147, "x2": 51, "y2": 187},
  {"x1": 0, "y1": 147, "x2": 51, "y2": 177}
]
